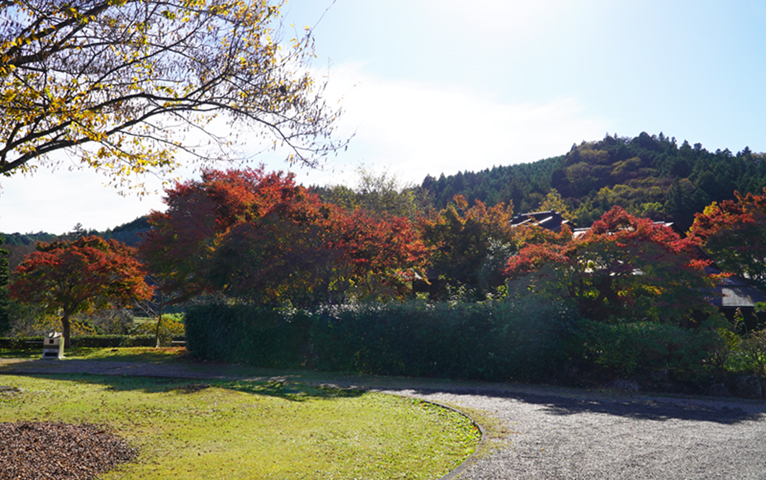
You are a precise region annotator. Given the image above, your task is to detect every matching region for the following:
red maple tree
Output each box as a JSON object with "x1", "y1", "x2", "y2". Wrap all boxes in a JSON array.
[
  {"x1": 141, "y1": 167, "x2": 427, "y2": 306},
  {"x1": 10, "y1": 236, "x2": 153, "y2": 346},
  {"x1": 689, "y1": 188, "x2": 766, "y2": 288},
  {"x1": 504, "y1": 206, "x2": 714, "y2": 323}
]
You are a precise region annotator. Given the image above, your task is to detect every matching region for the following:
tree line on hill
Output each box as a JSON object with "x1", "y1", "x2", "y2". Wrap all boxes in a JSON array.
[{"x1": 422, "y1": 132, "x2": 766, "y2": 230}]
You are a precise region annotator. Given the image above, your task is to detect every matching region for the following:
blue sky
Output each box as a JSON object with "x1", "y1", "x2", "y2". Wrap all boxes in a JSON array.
[{"x1": 3, "y1": 0, "x2": 766, "y2": 234}]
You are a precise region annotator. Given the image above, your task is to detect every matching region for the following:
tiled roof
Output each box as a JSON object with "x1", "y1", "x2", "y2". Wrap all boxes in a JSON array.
[{"x1": 510, "y1": 210, "x2": 575, "y2": 232}]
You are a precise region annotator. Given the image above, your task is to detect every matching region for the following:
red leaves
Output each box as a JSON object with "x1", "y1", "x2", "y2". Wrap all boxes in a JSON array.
[
  {"x1": 141, "y1": 168, "x2": 428, "y2": 305},
  {"x1": 10, "y1": 236, "x2": 153, "y2": 343},
  {"x1": 504, "y1": 206, "x2": 714, "y2": 322},
  {"x1": 688, "y1": 188, "x2": 766, "y2": 286},
  {"x1": 328, "y1": 208, "x2": 428, "y2": 295}
]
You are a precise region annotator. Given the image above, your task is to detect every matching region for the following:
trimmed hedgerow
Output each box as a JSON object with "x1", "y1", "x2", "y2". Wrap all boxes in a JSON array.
[
  {"x1": 183, "y1": 304, "x2": 311, "y2": 368},
  {"x1": 571, "y1": 315, "x2": 727, "y2": 385},
  {"x1": 185, "y1": 297, "x2": 580, "y2": 383}
]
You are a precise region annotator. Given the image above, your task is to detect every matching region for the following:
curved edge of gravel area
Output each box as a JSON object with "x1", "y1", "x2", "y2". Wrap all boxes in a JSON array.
[{"x1": 423, "y1": 398, "x2": 488, "y2": 480}]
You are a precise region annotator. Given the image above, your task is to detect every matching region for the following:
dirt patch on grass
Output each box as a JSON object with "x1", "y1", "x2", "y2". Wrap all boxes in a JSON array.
[{"x1": 0, "y1": 422, "x2": 137, "y2": 480}]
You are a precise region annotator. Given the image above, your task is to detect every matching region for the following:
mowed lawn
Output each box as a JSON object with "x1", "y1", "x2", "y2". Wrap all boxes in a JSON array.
[{"x1": 0, "y1": 374, "x2": 480, "y2": 479}]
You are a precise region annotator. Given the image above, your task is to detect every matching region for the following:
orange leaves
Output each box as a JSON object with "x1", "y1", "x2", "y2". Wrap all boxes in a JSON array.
[
  {"x1": 688, "y1": 188, "x2": 766, "y2": 285},
  {"x1": 10, "y1": 236, "x2": 153, "y2": 342},
  {"x1": 418, "y1": 195, "x2": 515, "y2": 292},
  {"x1": 142, "y1": 168, "x2": 427, "y2": 305},
  {"x1": 503, "y1": 206, "x2": 714, "y2": 322}
]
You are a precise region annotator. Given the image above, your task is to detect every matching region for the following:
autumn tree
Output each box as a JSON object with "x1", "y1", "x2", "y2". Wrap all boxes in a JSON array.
[
  {"x1": 141, "y1": 167, "x2": 427, "y2": 306},
  {"x1": 689, "y1": 189, "x2": 766, "y2": 289},
  {"x1": 418, "y1": 195, "x2": 515, "y2": 297},
  {"x1": 504, "y1": 206, "x2": 714, "y2": 323},
  {"x1": 10, "y1": 236, "x2": 153, "y2": 346},
  {"x1": 327, "y1": 207, "x2": 428, "y2": 301},
  {"x1": 0, "y1": 0, "x2": 344, "y2": 187},
  {"x1": 140, "y1": 167, "x2": 302, "y2": 301}
]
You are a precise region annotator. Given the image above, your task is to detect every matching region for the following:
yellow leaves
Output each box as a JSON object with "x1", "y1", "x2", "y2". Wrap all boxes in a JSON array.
[
  {"x1": 702, "y1": 202, "x2": 719, "y2": 216},
  {"x1": 0, "y1": 0, "x2": 342, "y2": 182}
]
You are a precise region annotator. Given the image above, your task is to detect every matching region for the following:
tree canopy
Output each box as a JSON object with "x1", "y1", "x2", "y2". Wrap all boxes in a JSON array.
[
  {"x1": 418, "y1": 195, "x2": 515, "y2": 298},
  {"x1": 689, "y1": 188, "x2": 766, "y2": 289},
  {"x1": 504, "y1": 206, "x2": 715, "y2": 323},
  {"x1": 0, "y1": 0, "x2": 344, "y2": 188},
  {"x1": 9, "y1": 235, "x2": 153, "y2": 345},
  {"x1": 141, "y1": 167, "x2": 427, "y2": 306}
]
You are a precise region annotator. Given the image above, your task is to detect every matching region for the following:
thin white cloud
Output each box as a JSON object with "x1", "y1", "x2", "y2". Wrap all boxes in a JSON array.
[{"x1": 311, "y1": 63, "x2": 609, "y2": 185}]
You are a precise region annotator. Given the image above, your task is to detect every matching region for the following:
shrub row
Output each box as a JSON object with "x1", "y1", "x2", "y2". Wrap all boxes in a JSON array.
[
  {"x1": 184, "y1": 304, "x2": 311, "y2": 369},
  {"x1": 185, "y1": 297, "x2": 580, "y2": 383},
  {"x1": 0, "y1": 335, "x2": 158, "y2": 350},
  {"x1": 185, "y1": 297, "x2": 736, "y2": 386}
]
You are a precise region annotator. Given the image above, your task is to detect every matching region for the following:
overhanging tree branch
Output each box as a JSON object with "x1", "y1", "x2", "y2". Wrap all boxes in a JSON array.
[{"x1": 0, "y1": 0, "x2": 346, "y2": 186}]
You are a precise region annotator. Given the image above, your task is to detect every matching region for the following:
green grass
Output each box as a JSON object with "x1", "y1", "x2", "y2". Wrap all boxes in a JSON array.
[
  {"x1": 0, "y1": 374, "x2": 480, "y2": 479},
  {"x1": 0, "y1": 346, "x2": 188, "y2": 362}
]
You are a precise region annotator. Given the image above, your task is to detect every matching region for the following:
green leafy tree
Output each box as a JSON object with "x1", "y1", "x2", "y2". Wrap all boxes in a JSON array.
[
  {"x1": 0, "y1": 0, "x2": 345, "y2": 187},
  {"x1": 322, "y1": 167, "x2": 428, "y2": 220},
  {"x1": 10, "y1": 236, "x2": 153, "y2": 346},
  {"x1": 537, "y1": 188, "x2": 573, "y2": 219}
]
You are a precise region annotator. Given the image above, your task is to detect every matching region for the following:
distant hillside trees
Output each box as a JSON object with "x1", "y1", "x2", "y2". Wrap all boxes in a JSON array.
[{"x1": 423, "y1": 132, "x2": 766, "y2": 230}]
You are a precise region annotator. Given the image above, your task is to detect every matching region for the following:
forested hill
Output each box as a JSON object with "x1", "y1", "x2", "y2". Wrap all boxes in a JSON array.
[
  {"x1": 423, "y1": 132, "x2": 766, "y2": 230},
  {"x1": 2, "y1": 216, "x2": 150, "y2": 247}
]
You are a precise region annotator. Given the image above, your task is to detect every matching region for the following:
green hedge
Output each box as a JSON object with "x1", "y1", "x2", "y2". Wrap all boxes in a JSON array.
[
  {"x1": 185, "y1": 297, "x2": 579, "y2": 382},
  {"x1": 0, "y1": 335, "x2": 157, "y2": 350},
  {"x1": 184, "y1": 304, "x2": 311, "y2": 368},
  {"x1": 572, "y1": 316, "x2": 726, "y2": 384}
]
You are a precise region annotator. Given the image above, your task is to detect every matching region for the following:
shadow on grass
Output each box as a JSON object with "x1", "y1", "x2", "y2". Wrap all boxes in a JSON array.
[
  {"x1": 2, "y1": 356, "x2": 764, "y2": 424},
  {"x1": 0, "y1": 347, "x2": 188, "y2": 363},
  {"x1": 0, "y1": 370, "x2": 366, "y2": 402}
]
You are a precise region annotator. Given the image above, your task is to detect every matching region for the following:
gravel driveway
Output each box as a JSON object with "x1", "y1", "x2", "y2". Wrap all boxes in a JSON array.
[
  {"x1": 2, "y1": 358, "x2": 765, "y2": 479},
  {"x1": 381, "y1": 387, "x2": 766, "y2": 480}
]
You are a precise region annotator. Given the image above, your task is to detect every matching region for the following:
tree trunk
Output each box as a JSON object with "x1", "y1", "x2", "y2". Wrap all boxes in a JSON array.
[
  {"x1": 154, "y1": 291, "x2": 163, "y2": 348},
  {"x1": 61, "y1": 313, "x2": 71, "y2": 349}
]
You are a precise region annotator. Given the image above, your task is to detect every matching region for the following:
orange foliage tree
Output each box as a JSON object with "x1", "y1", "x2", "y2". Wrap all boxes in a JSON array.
[
  {"x1": 141, "y1": 167, "x2": 427, "y2": 306},
  {"x1": 504, "y1": 206, "x2": 714, "y2": 323},
  {"x1": 10, "y1": 236, "x2": 153, "y2": 346},
  {"x1": 689, "y1": 188, "x2": 766, "y2": 289},
  {"x1": 418, "y1": 195, "x2": 515, "y2": 297}
]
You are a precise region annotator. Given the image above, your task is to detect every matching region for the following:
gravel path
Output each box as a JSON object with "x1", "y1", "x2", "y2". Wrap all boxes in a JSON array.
[
  {"x1": 380, "y1": 388, "x2": 766, "y2": 480},
  {"x1": 2, "y1": 359, "x2": 765, "y2": 479}
]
